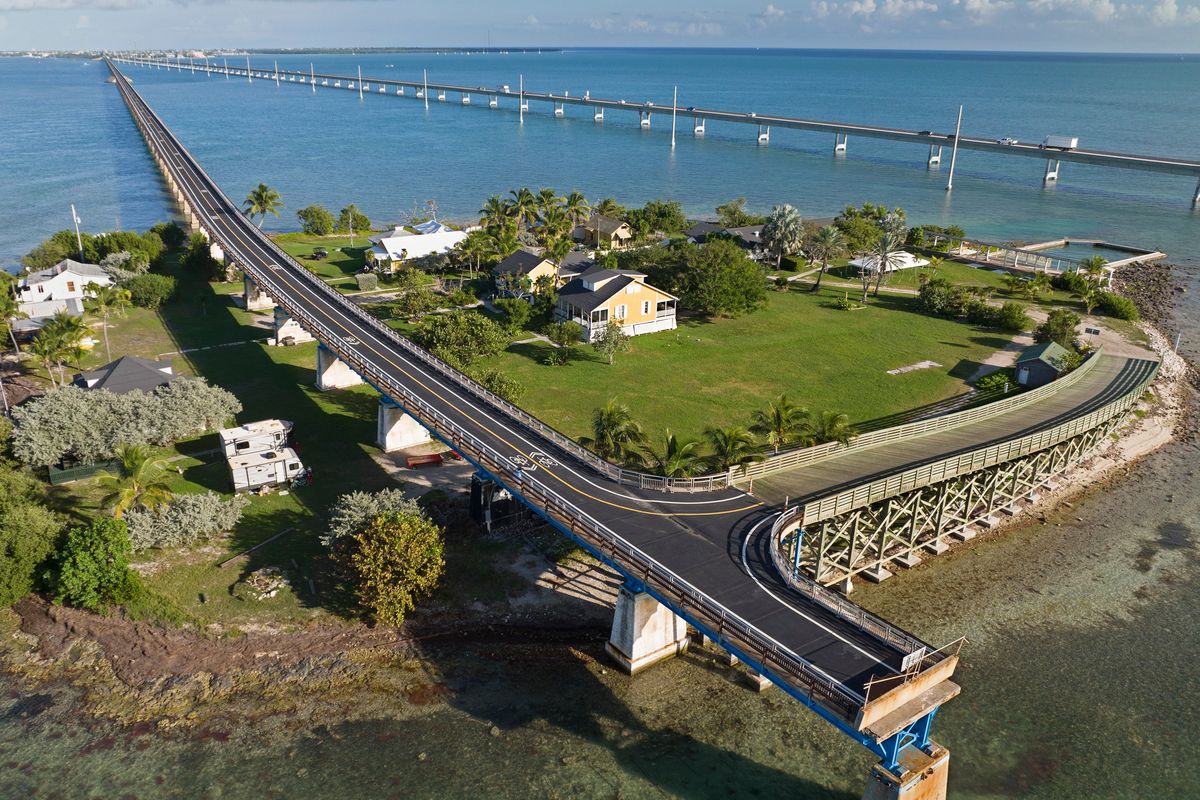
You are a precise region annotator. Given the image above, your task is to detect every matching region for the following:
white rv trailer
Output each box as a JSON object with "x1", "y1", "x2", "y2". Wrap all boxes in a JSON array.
[
  {"x1": 218, "y1": 419, "x2": 293, "y2": 459},
  {"x1": 228, "y1": 447, "x2": 304, "y2": 492}
]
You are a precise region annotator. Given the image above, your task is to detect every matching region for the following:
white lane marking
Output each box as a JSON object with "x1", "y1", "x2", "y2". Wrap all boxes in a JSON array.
[{"x1": 740, "y1": 514, "x2": 897, "y2": 672}]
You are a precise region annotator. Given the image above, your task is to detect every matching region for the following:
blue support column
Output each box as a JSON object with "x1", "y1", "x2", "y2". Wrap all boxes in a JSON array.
[
  {"x1": 791, "y1": 527, "x2": 805, "y2": 580},
  {"x1": 877, "y1": 709, "x2": 939, "y2": 774}
]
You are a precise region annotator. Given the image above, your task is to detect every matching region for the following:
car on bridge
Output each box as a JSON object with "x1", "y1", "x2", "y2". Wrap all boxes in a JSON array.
[{"x1": 998, "y1": 137, "x2": 1019, "y2": 145}]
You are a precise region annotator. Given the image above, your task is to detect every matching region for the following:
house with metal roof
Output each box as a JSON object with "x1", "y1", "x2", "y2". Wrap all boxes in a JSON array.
[
  {"x1": 492, "y1": 249, "x2": 558, "y2": 296},
  {"x1": 1015, "y1": 341, "x2": 1072, "y2": 388},
  {"x1": 554, "y1": 268, "x2": 677, "y2": 342},
  {"x1": 366, "y1": 224, "x2": 466, "y2": 272},
  {"x1": 72, "y1": 355, "x2": 176, "y2": 394},
  {"x1": 583, "y1": 214, "x2": 634, "y2": 250},
  {"x1": 14, "y1": 259, "x2": 112, "y2": 332}
]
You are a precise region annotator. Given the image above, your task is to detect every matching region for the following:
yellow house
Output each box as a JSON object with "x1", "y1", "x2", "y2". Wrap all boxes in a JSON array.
[
  {"x1": 583, "y1": 214, "x2": 634, "y2": 250},
  {"x1": 554, "y1": 268, "x2": 677, "y2": 342},
  {"x1": 492, "y1": 249, "x2": 559, "y2": 295}
]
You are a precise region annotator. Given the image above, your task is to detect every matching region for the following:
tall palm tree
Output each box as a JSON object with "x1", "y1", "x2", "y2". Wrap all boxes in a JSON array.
[
  {"x1": 538, "y1": 205, "x2": 572, "y2": 245},
  {"x1": 594, "y1": 198, "x2": 623, "y2": 218},
  {"x1": 0, "y1": 290, "x2": 27, "y2": 355},
  {"x1": 488, "y1": 222, "x2": 520, "y2": 261},
  {"x1": 703, "y1": 426, "x2": 763, "y2": 473},
  {"x1": 98, "y1": 443, "x2": 174, "y2": 518},
  {"x1": 545, "y1": 234, "x2": 573, "y2": 265},
  {"x1": 1080, "y1": 255, "x2": 1108, "y2": 284},
  {"x1": 563, "y1": 191, "x2": 590, "y2": 228},
  {"x1": 536, "y1": 187, "x2": 562, "y2": 216},
  {"x1": 814, "y1": 411, "x2": 855, "y2": 445},
  {"x1": 762, "y1": 204, "x2": 805, "y2": 270},
  {"x1": 750, "y1": 394, "x2": 813, "y2": 453},
  {"x1": 806, "y1": 225, "x2": 845, "y2": 293},
  {"x1": 580, "y1": 398, "x2": 645, "y2": 464},
  {"x1": 869, "y1": 226, "x2": 907, "y2": 299},
  {"x1": 28, "y1": 333, "x2": 61, "y2": 389},
  {"x1": 83, "y1": 283, "x2": 132, "y2": 362},
  {"x1": 1075, "y1": 283, "x2": 1101, "y2": 315},
  {"x1": 36, "y1": 310, "x2": 88, "y2": 387},
  {"x1": 640, "y1": 429, "x2": 703, "y2": 479},
  {"x1": 478, "y1": 195, "x2": 509, "y2": 228},
  {"x1": 456, "y1": 229, "x2": 493, "y2": 279},
  {"x1": 508, "y1": 187, "x2": 539, "y2": 232},
  {"x1": 243, "y1": 183, "x2": 283, "y2": 228}
]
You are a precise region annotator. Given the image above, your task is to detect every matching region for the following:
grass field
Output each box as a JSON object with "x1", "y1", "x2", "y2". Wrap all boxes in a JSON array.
[
  {"x1": 822, "y1": 259, "x2": 1081, "y2": 310},
  {"x1": 474, "y1": 286, "x2": 1014, "y2": 444},
  {"x1": 273, "y1": 232, "x2": 371, "y2": 286}
]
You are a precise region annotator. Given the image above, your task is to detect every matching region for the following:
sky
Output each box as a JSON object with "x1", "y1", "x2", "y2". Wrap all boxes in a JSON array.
[{"x1": 1, "y1": 0, "x2": 1199, "y2": 53}]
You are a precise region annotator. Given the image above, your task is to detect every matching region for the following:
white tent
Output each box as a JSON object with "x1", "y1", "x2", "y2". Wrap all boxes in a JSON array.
[{"x1": 849, "y1": 251, "x2": 929, "y2": 274}]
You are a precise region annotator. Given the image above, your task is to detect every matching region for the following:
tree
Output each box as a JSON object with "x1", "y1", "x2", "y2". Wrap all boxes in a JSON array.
[
  {"x1": 676, "y1": 239, "x2": 767, "y2": 317},
  {"x1": 508, "y1": 187, "x2": 539, "y2": 231},
  {"x1": 455, "y1": 229, "x2": 493, "y2": 278},
  {"x1": 538, "y1": 205, "x2": 572, "y2": 245},
  {"x1": 761, "y1": 204, "x2": 805, "y2": 269},
  {"x1": 469, "y1": 367, "x2": 525, "y2": 404},
  {"x1": 334, "y1": 511, "x2": 445, "y2": 625},
  {"x1": 243, "y1": 183, "x2": 283, "y2": 228},
  {"x1": 494, "y1": 297, "x2": 532, "y2": 332},
  {"x1": 704, "y1": 426, "x2": 763, "y2": 473},
  {"x1": 640, "y1": 429, "x2": 703, "y2": 479},
  {"x1": 324, "y1": 488, "x2": 423, "y2": 547},
  {"x1": 806, "y1": 225, "x2": 845, "y2": 293},
  {"x1": 750, "y1": 394, "x2": 813, "y2": 453},
  {"x1": 628, "y1": 200, "x2": 687, "y2": 237},
  {"x1": 98, "y1": 443, "x2": 174, "y2": 518},
  {"x1": 563, "y1": 191, "x2": 590, "y2": 228},
  {"x1": 1001, "y1": 272, "x2": 1025, "y2": 295},
  {"x1": 414, "y1": 310, "x2": 509, "y2": 369},
  {"x1": 149, "y1": 221, "x2": 187, "y2": 250},
  {"x1": 52, "y1": 518, "x2": 141, "y2": 612},
  {"x1": 996, "y1": 301, "x2": 1031, "y2": 333},
  {"x1": 479, "y1": 195, "x2": 510, "y2": 228},
  {"x1": 544, "y1": 233, "x2": 573, "y2": 264},
  {"x1": 590, "y1": 320, "x2": 630, "y2": 365},
  {"x1": 0, "y1": 289, "x2": 27, "y2": 355},
  {"x1": 814, "y1": 411, "x2": 855, "y2": 445},
  {"x1": 36, "y1": 310, "x2": 88, "y2": 387},
  {"x1": 84, "y1": 283, "x2": 132, "y2": 362},
  {"x1": 125, "y1": 492, "x2": 249, "y2": 551},
  {"x1": 594, "y1": 198, "x2": 625, "y2": 219},
  {"x1": 580, "y1": 398, "x2": 645, "y2": 463},
  {"x1": 183, "y1": 232, "x2": 224, "y2": 280},
  {"x1": 296, "y1": 204, "x2": 336, "y2": 235},
  {"x1": 715, "y1": 197, "x2": 760, "y2": 228},
  {"x1": 1075, "y1": 283, "x2": 1101, "y2": 315},
  {"x1": 1080, "y1": 255, "x2": 1108, "y2": 283},
  {"x1": 867, "y1": 225, "x2": 907, "y2": 300},
  {"x1": 536, "y1": 187, "x2": 562, "y2": 216},
  {"x1": 338, "y1": 204, "x2": 370, "y2": 236},
  {"x1": 0, "y1": 466, "x2": 66, "y2": 607},
  {"x1": 488, "y1": 221, "x2": 520, "y2": 261},
  {"x1": 542, "y1": 320, "x2": 583, "y2": 365},
  {"x1": 1034, "y1": 308, "x2": 1081, "y2": 350},
  {"x1": 125, "y1": 273, "x2": 178, "y2": 309}
]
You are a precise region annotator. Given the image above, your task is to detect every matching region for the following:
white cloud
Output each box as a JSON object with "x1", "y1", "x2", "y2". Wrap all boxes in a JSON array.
[
  {"x1": 952, "y1": 0, "x2": 1014, "y2": 17},
  {"x1": 587, "y1": 13, "x2": 723, "y2": 36},
  {"x1": 1147, "y1": 0, "x2": 1200, "y2": 22},
  {"x1": 0, "y1": 0, "x2": 137, "y2": 9},
  {"x1": 844, "y1": 0, "x2": 938, "y2": 16},
  {"x1": 765, "y1": 3, "x2": 787, "y2": 16},
  {"x1": 1028, "y1": 0, "x2": 1118, "y2": 21}
]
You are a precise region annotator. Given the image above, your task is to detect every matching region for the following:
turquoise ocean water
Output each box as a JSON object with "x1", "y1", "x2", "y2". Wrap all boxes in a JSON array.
[{"x1": 1, "y1": 49, "x2": 1199, "y2": 798}]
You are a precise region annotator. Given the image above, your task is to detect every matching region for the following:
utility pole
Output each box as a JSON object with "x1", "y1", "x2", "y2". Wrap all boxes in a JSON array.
[
  {"x1": 946, "y1": 104, "x2": 963, "y2": 192},
  {"x1": 224, "y1": 57, "x2": 229, "y2": 79},
  {"x1": 275, "y1": 60, "x2": 280, "y2": 87},
  {"x1": 358, "y1": 65, "x2": 363, "y2": 101},
  {"x1": 311, "y1": 62, "x2": 316, "y2": 93},
  {"x1": 246, "y1": 55, "x2": 251, "y2": 83},
  {"x1": 519, "y1": 74, "x2": 524, "y2": 124},
  {"x1": 424, "y1": 68, "x2": 429, "y2": 110},
  {"x1": 70, "y1": 204, "x2": 83, "y2": 260},
  {"x1": 671, "y1": 85, "x2": 678, "y2": 149}
]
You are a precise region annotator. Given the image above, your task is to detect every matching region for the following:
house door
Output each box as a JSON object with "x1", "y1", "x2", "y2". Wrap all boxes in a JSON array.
[{"x1": 1017, "y1": 367, "x2": 1030, "y2": 386}]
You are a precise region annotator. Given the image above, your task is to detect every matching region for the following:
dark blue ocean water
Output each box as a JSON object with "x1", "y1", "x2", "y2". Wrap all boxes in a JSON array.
[{"x1": 2, "y1": 49, "x2": 1198, "y2": 270}]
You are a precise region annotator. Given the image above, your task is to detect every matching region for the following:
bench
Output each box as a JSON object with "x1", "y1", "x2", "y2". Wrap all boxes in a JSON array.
[{"x1": 405, "y1": 453, "x2": 444, "y2": 469}]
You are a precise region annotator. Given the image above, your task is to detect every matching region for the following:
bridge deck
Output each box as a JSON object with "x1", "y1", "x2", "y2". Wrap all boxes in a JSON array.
[{"x1": 104, "y1": 58, "x2": 1155, "y2": 739}]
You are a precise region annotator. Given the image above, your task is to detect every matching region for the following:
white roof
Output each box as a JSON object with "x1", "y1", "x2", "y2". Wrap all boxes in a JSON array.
[
  {"x1": 373, "y1": 229, "x2": 467, "y2": 261},
  {"x1": 219, "y1": 419, "x2": 293, "y2": 444},
  {"x1": 413, "y1": 219, "x2": 453, "y2": 235},
  {"x1": 20, "y1": 259, "x2": 110, "y2": 287},
  {"x1": 228, "y1": 446, "x2": 301, "y2": 471},
  {"x1": 849, "y1": 252, "x2": 929, "y2": 273},
  {"x1": 15, "y1": 297, "x2": 85, "y2": 323}
]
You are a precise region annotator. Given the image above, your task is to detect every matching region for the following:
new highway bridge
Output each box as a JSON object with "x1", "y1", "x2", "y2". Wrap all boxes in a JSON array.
[
  {"x1": 112, "y1": 54, "x2": 1200, "y2": 205},
  {"x1": 104, "y1": 57, "x2": 1160, "y2": 795}
]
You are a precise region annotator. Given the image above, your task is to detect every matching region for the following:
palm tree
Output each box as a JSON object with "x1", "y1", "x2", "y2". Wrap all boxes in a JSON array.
[
  {"x1": 536, "y1": 187, "x2": 562, "y2": 216},
  {"x1": 544, "y1": 234, "x2": 573, "y2": 265},
  {"x1": 83, "y1": 283, "x2": 132, "y2": 362},
  {"x1": 1001, "y1": 272, "x2": 1025, "y2": 295},
  {"x1": 508, "y1": 187, "x2": 539, "y2": 232},
  {"x1": 488, "y1": 222, "x2": 520, "y2": 261},
  {"x1": 1075, "y1": 283, "x2": 1101, "y2": 315},
  {"x1": 479, "y1": 195, "x2": 509, "y2": 228},
  {"x1": 538, "y1": 206, "x2": 572, "y2": 245},
  {"x1": 594, "y1": 198, "x2": 623, "y2": 218},
  {"x1": 243, "y1": 183, "x2": 283, "y2": 229},
  {"x1": 814, "y1": 411, "x2": 855, "y2": 445},
  {"x1": 640, "y1": 429, "x2": 704, "y2": 479},
  {"x1": 456, "y1": 229, "x2": 493, "y2": 279},
  {"x1": 36, "y1": 310, "x2": 88, "y2": 387},
  {"x1": 580, "y1": 398, "x2": 645, "y2": 463},
  {"x1": 28, "y1": 333, "x2": 61, "y2": 389},
  {"x1": 1080, "y1": 255, "x2": 1108, "y2": 284},
  {"x1": 0, "y1": 290, "x2": 27, "y2": 355},
  {"x1": 750, "y1": 394, "x2": 813, "y2": 453},
  {"x1": 926, "y1": 255, "x2": 944, "y2": 276},
  {"x1": 761, "y1": 204, "x2": 805, "y2": 270},
  {"x1": 98, "y1": 443, "x2": 174, "y2": 518},
  {"x1": 703, "y1": 426, "x2": 763, "y2": 473},
  {"x1": 563, "y1": 191, "x2": 590, "y2": 228},
  {"x1": 869, "y1": 226, "x2": 907, "y2": 299},
  {"x1": 806, "y1": 225, "x2": 845, "y2": 293}
]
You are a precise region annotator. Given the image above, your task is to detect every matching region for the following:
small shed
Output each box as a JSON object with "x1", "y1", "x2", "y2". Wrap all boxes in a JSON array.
[{"x1": 1015, "y1": 341, "x2": 1070, "y2": 388}]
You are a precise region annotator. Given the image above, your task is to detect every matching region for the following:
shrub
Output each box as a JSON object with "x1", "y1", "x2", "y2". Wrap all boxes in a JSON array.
[
  {"x1": 182, "y1": 232, "x2": 224, "y2": 280},
  {"x1": 1053, "y1": 270, "x2": 1092, "y2": 294},
  {"x1": 150, "y1": 221, "x2": 187, "y2": 250},
  {"x1": 1096, "y1": 291, "x2": 1140, "y2": 321},
  {"x1": 1034, "y1": 308, "x2": 1081, "y2": 350},
  {"x1": 296, "y1": 204, "x2": 336, "y2": 236},
  {"x1": 470, "y1": 368, "x2": 524, "y2": 403},
  {"x1": 334, "y1": 511, "x2": 444, "y2": 625},
  {"x1": 338, "y1": 204, "x2": 370, "y2": 234},
  {"x1": 995, "y1": 301, "x2": 1031, "y2": 332},
  {"x1": 125, "y1": 273, "x2": 178, "y2": 308},
  {"x1": 124, "y1": 492, "x2": 250, "y2": 551},
  {"x1": 494, "y1": 297, "x2": 532, "y2": 332},
  {"x1": 542, "y1": 320, "x2": 583, "y2": 366},
  {"x1": 917, "y1": 277, "x2": 959, "y2": 318},
  {"x1": 0, "y1": 468, "x2": 66, "y2": 607},
  {"x1": 975, "y1": 369, "x2": 1017, "y2": 393},
  {"x1": 414, "y1": 311, "x2": 509, "y2": 369},
  {"x1": 447, "y1": 287, "x2": 476, "y2": 307},
  {"x1": 355, "y1": 273, "x2": 379, "y2": 291},
  {"x1": 324, "y1": 488, "x2": 422, "y2": 547},
  {"x1": 52, "y1": 518, "x2": 142, "y2": 612},
  {"x1": 833, "y1": 292, "x2": 858, "y2": 311}
]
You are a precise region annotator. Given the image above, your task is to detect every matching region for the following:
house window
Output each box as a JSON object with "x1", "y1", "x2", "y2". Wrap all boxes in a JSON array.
[
  {"x1": 66, "y1": 281, "x2": 75, "y2": 293},
  {"x1": 37, "y1": 285, "x2": 45, "y2": 294},
  {"x1": 592, "y1": 309, "x2": 608, "y2": 323},
  {"x1": 615, "y1": 304, "x2": 627, "y2": 320},
  {"x1": 625, "y1": 284, "x2": 638, "y2": 295},
  {"x1": 642, "y1": 301, "x2": 650, "y2": 315}
]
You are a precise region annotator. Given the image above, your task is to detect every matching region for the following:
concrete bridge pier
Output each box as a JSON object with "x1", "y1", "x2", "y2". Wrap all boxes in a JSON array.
[
  {"x1": 927, "y1": 145, "x2": 942, "y2": 168},
  {"x1": 605, "y1": 580, "x2": 689, "y2": 674},
  {"x1": 639, "y1": 110, "x2": 651, "y2": 129},
  {"x1": 243, "y1": 275, "x2": 276, "y2": 311},
  {"x1": 593, "y1": 107, "x2": 604, "y2": 122},
  {"x1": 488, "y1": 94, "x2": 498, "y2": 108},
  {"x1": 757, "y1": 125, "x2": 770, "y2": 145},
  {"x1": 314, "y1": 343, "x2": 364, "y2": 390},
  {"x1": 272, "y1": 306, "x2": 314, "y2": 346},
  {"x1": 377, "y1": 395, "x2": 432, "y2": 452},
  {"x1": 436, "y1": 89, "x2": 446, "y2": 102},
  {"x1": 396, "y1": 85, "x2": 405, "y2": 95},
  {"x1": 835, "y1": 132, "x2": 849, "y2": 154},
  {"x1": 461, "y1": 92, "x2": 471, "y2": 105},
  {"x1": 553, "y1": 101, "x2": 564, "y2": 117},
  {"x1": 693, "y1": 116, "x2": 705, "y2": 136},
  {"x1": 1043, "y1": 159, "x2": 1061, "y2": 184},
  {"x1": 1192, "y1": 177, "x2": 1200, "y2": 207}
]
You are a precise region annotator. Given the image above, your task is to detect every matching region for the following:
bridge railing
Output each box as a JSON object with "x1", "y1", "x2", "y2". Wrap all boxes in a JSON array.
[{"x1": 106, "y1": 60, "x2": 873, "y2": 724}]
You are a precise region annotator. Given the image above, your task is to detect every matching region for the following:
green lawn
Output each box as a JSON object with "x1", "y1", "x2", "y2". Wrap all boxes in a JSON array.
[
  {"x1": 822, "y1": 259, "x2": 1082, "y2": 310},
  {"x1": 273, "y1": 232, "x2": 371, "y2": 282},
  {"x1": 473, "y1": 286, "x2": 1015, "y2": 444}
]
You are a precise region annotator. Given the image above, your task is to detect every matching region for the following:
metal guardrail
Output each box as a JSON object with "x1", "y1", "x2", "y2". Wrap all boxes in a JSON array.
[
  {"x1": 106, "y1": 60, "x2": 870, "y2": 724},
  {"x1": 737, "y1": 348, "x2": 1102, "y2": 483}
]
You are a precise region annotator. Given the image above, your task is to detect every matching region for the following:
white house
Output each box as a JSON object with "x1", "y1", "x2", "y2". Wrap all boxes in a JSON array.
[
  {"x1": 366, "y1": 221, "x2": 467, "y2": 272},
  {"x1": 849, "y1": 252, "x2": 930, "y2": 274},
  {"x1": 14, "y1": 259, "x2": 112, "y2": 332}
]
